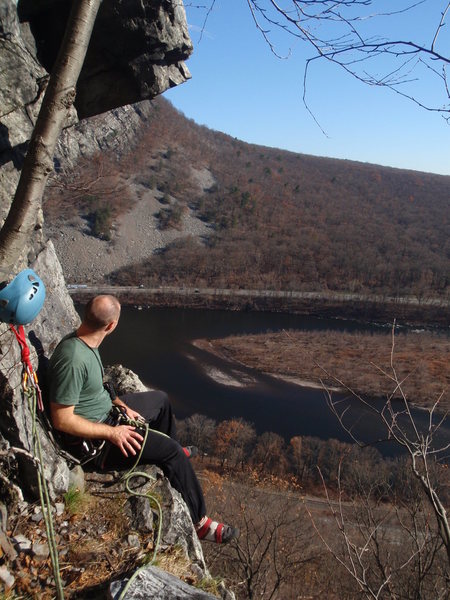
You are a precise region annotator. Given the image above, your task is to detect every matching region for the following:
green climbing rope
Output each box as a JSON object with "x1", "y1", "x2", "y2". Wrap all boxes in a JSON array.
[
  {"x1": 26, "y1": 381, "x2": 65, "y2": 600},
  {"x1": 115, "y1": 419, "x2": 164, "y2": 600}
]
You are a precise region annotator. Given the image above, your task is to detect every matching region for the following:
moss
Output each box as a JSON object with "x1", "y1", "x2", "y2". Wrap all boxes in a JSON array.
[
  {"x1": 196, "y1": 576, "x2": 225, "y2": 597},
  {"x1": 63, "y1": 487, "x2": 90, "y2": 515}
]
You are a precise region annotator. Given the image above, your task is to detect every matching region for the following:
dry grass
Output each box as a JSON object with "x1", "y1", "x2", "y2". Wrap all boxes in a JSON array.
[
  {"x1": 11, "y1": 485, "x2": 154, "y2": 599},
  {"x1": 10, "y1": 473, "x2": 220, "y2": 599}
]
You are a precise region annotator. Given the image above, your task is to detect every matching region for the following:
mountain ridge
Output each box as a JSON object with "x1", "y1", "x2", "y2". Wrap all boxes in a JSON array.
[{"x1": 44, "y1": 97, "x2": 450, "y2": 301}]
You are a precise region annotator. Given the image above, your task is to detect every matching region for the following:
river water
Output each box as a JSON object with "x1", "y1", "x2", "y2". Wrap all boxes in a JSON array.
[{"x1": 95, "y1": 306, "x2": 449, "y2": 458}]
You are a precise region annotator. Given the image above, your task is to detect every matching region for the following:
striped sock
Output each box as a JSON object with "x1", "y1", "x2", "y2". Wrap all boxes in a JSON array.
[
  {"x1": 195, "y1": 516, "x2": 239, "y2": 543},
  {"x1": 182, "y1": 445, "x2": 199, "y2": 458}
]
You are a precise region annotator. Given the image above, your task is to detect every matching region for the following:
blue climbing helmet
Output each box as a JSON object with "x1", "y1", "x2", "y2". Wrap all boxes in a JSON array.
[{"x1": 0, "y1": 269, "x2": 46, "y2": 325}]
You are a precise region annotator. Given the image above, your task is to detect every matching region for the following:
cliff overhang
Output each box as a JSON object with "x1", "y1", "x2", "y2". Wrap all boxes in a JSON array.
[{"x1": 17, "y1": 0, "x2": 193, "y2": 118}]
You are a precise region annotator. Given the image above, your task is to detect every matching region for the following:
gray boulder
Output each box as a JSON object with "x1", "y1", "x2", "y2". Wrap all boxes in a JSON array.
[
  {"x1": 123, "y1": 463, "x2": 207, "y2": 574},
  {"x1": 109, "y1": 565, "x2": 219, "y2": 600},
  {"x1": 105, "y1": 364, "x2": 149, "y2": 395}
]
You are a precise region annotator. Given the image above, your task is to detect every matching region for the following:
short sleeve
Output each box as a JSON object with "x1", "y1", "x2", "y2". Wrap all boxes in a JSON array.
[{"x1": 48, "y1": 344, "x2": 86, "y2": 406}]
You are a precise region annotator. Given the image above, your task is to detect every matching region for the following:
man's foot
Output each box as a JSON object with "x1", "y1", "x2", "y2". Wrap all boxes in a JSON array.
[
  {"x1": 183, "y1": 445, "x2": 199, "y2": 459},
  {"x1": 195, "y1": 516, "x2": 239, "y2": 544}
]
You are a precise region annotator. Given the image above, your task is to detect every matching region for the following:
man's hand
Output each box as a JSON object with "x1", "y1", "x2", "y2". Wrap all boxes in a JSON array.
[
  {"x1": 124, "y1": 406, "x2": 145, "y2": 423},
  {"x1": 50, "y1": 402, "x2": 143, "y2": 458},
  {"x1": 108, "y1": 425, "x2": 143, "y2": 457},
  {"x1": 113, "y1": 399, "x2": 145, "y2": 423}
]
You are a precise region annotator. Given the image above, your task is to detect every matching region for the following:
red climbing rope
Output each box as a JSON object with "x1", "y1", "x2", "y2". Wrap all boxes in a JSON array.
[{"x1": 10, "y1": 324, "x2": 43, "y2": 411}]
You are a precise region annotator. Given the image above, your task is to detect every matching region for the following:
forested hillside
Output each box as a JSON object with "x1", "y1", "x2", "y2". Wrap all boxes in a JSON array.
[{"x1": 44, "y1": 98, "x2": 450, "y2": 298}]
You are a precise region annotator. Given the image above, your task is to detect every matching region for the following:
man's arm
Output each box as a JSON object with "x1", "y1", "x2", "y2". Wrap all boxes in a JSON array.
[{"x1": 50, "y1": 403, "x2": 143, "y2": 457}]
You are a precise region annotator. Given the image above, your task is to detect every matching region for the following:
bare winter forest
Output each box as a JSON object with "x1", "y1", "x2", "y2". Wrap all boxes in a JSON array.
[
  {"x1": 44, "y1": 98, "x2": 450, "y2": 300},
  {"x1": 177, "y1": 415, "x2": 450, "y2": 599}
]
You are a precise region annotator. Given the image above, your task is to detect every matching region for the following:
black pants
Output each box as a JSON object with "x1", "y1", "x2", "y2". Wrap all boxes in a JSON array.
[{"x1": 103, "y1": 391, "x2": 206, "y2": 524}]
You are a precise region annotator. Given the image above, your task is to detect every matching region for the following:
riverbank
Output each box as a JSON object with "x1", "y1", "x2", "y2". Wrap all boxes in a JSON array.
[
  {"x1": 193, "y1": 339, "x2": 344, "y2": 393},
  {"x1": 194, "y1": 329, "x2": 450, "y2": 412}
]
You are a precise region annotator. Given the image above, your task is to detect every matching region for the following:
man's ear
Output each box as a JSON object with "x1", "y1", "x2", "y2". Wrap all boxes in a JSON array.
[{"x1": 105, "y1": 320, "x2": 118, "y2": 334}]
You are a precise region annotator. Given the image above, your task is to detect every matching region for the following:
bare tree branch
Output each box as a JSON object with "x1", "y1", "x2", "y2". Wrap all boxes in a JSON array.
[{"x1": 228, "y1": 1, "x2": 450, "y2": 121}]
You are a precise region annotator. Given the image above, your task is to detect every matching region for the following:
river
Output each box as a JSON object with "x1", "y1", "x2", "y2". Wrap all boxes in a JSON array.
[{"x1": 94, "y1": 305, "x2": 449, "y2": 458}]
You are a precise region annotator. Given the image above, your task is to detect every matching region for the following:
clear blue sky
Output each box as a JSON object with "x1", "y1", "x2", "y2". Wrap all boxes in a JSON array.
[{"x1": 166, "y1": 0, "x2": 450, "y2": 176}]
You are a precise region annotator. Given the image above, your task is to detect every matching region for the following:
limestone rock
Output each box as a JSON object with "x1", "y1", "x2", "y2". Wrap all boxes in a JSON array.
[
  {"x1": 109, "y1": 565, "x2": 218, "y2": 600},
  {"x1": 0, "y1": 530, "x2": 17, "y2": 561},
  {"x1": 105, "y1": 364, "x2": 149, "y2": 395},
  {"x1": 123, "y1": 464, "x2": 206, "y2": 573},
  {"x1": 127, "y1": 533, "x2": 140, "y2": 549},
  {"x1": 55, "y1": 101, "x2": 155, "y2": 170},
  {"x1": 0, "y1": 2, "x2": 47, "y2": 151},
  {"x1": 155, "y1": 473, "x2": 207, "y2": 573},
  {"x1": 0, "y1": 0, "x2": 77, "y2": 223},
  {"x1": 0, "y1": 242, "x2": 76, "y2": 501},
  {"x1": 30, "y1": 241, "x2": 81, "y2": 352},
  {"x1": 0, "y1": 565, "x2": 14, "y2": 589},
  {"x1": 31, "y1": 540, "x2": 49, "y2": 559},
  {"x1": 12, "y1": 534, "x2": 31, "y2": 553},
  {"x1": 0, "y1": 502, "x2": 7, "y2": 531},
  {"x1": 126, "y1": 495, "x2": 154, "y2": 534},
  {"x1": 68, "y1": 465, "x2": 85, "y2": 494},
  {"x1": 18, "y1": 0, "x2": 192, "y2": 119}
]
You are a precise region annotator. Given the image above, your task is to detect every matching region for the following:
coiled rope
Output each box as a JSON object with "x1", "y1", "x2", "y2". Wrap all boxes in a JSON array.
[{"x1": 114, "y1": 418, "x2": 164, "y2": 600}]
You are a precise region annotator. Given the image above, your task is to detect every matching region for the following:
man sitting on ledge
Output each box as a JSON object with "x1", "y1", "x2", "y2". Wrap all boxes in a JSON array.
[{"x1": 48, "y1": 294, "x2": 238, "y2": 544}]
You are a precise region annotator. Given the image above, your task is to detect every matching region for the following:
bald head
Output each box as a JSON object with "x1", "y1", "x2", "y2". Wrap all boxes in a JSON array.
[{"x1": 83, "y1": 295, "x2": 121, "y2": 331}]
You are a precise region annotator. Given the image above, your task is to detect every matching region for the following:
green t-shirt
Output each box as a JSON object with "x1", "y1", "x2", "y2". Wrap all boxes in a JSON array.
[{"x1": 48, "y1": 334, "x2": 112, "y2": 423}]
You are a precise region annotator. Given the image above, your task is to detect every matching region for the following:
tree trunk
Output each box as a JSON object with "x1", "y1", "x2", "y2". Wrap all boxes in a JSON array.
[{"x1": 0, "y1": 0, "x2": 102, "y2": 273}]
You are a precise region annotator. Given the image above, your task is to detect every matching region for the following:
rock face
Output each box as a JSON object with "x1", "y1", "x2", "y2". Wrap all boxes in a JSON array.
[
  {"x1": 54, "y1": 100, "x2": 155, "y2": 171},
  {"x1": 0, "y1": 1, "x2": 51, "y2": 224},
  {"x1": 0, "y1": 241, "x2": 79, "y2": 500},
  {"x1": 105, "y1": 364, "x2": 150, "y2": 395},
  {"x1": 123, "y1": 462, "x2": 207, "y2": 573},
  {"x1": 0, "y1": 0, "x2": 192, "y2": 215}
]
